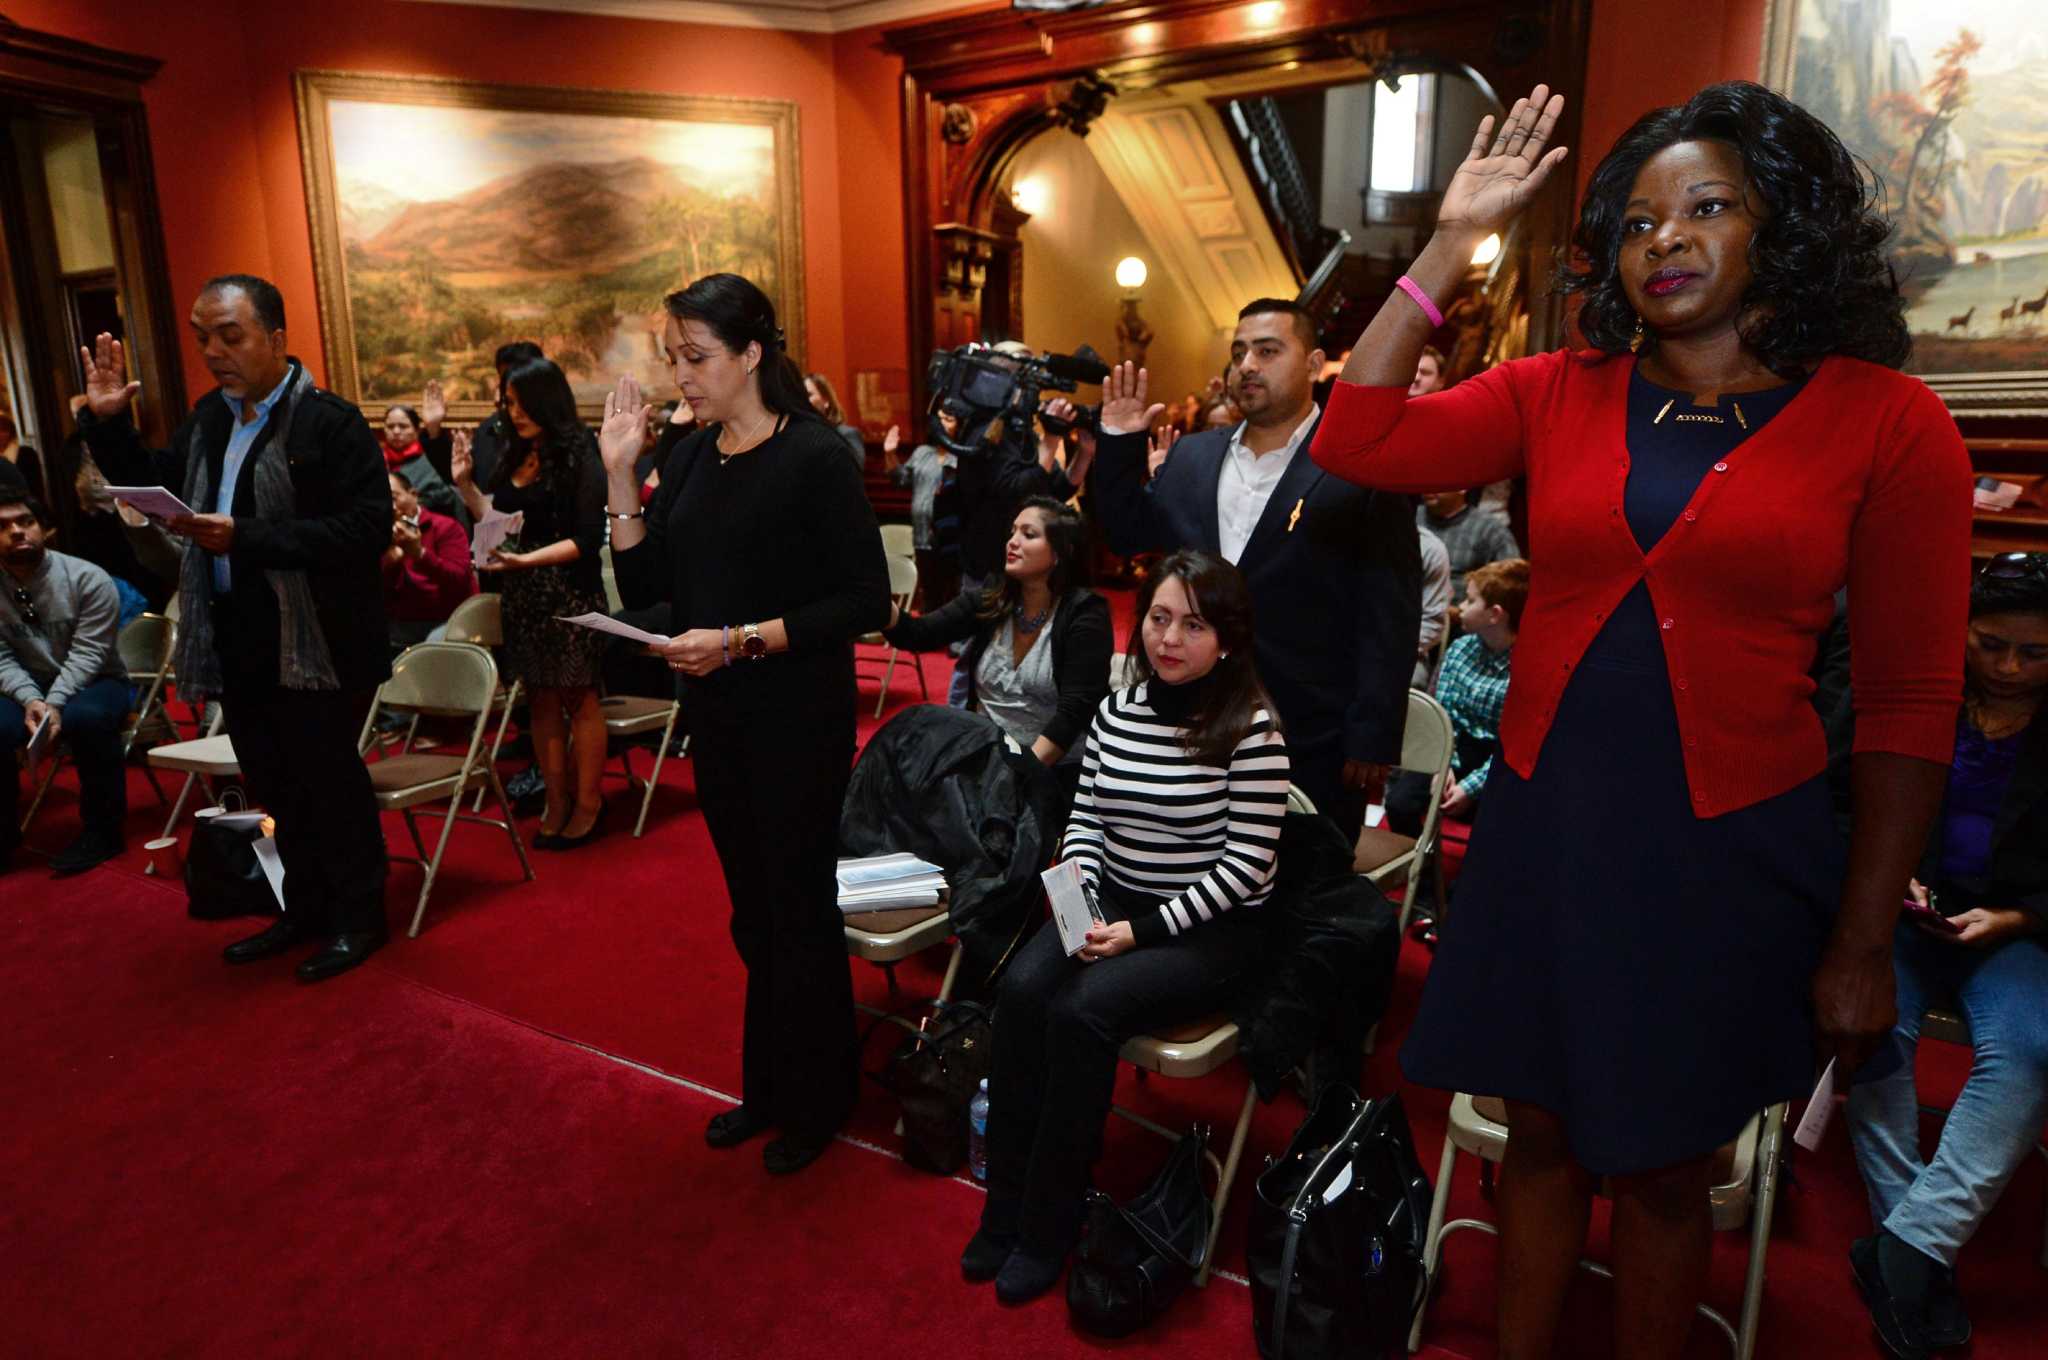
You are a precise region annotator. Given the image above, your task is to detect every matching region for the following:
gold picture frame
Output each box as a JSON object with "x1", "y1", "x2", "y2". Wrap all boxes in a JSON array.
[
  {"x1": 293, "y1": 69, "x2": 804, "y2": 419},
  {"x1": 1761, "y1": 1, "x2": 2048, "y2": 417}
]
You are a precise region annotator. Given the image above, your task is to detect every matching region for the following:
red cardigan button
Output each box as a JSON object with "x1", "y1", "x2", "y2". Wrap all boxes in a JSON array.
[{"x1": 1712, "y1": 461, "x2": 1729, "y2": 473}]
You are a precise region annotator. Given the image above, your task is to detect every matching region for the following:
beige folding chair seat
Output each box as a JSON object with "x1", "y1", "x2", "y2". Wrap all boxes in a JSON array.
[
  {"x1": 856, "y1": 554, "x2": 927, "y2": 717},
  {"x1": 1410, "y1": 1094, "x2": 1787, "y2": 1358},
  {"x1": 142, "y1": 713, "x2": 237, "y2": 874},
  {"x1": 600, "y1": 693, "x2": 683, "y2": 838},
  {"x1": 846, "y1": 901, "x2": 963, "y2": 1011},
  {"x1": 358, "y1": 641, "x2": 534, "y2": 937}
]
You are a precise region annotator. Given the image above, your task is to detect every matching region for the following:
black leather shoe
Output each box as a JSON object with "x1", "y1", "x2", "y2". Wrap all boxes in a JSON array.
[
  {"x1": 993, "y1": 1246, "x2": 1064, "y2": 1305},
  {"x1": 552, "y1": 800, "x2": 608, "y2": 851},
  {"x1": 1850, "y1": 1231, "x2": 1947, "y2": 1360},
  {"x1": 49, "y1": 830, "x2": 124, "y2": 878},
  {"x1": 762, "y1": 1131, "x2": 833, "y2": 1175},
  {"x1": 295, "y1": 930, "x2": 388, "y2": 982},
  {"x1": 705, "y1": 1106, "x2": 773, "y2": 1149},
  {"x1": 223, "y1": 915, "x2": 313, "y2": 964},
  {"x1": 960, "y1": 1228, "x2": 1014, "y2": 1283}
]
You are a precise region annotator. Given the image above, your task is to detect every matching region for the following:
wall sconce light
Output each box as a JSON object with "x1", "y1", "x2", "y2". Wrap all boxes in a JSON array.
[
  {"x1": 1114, "y1": 256, "x2": 1153, "y2": 366},
  {"x1": 1011, "y1": 177, "x2": 1049, "y2": 216},
  {"x1": 1471, "y1": 232, "x2": 1502, "y2": 267}
]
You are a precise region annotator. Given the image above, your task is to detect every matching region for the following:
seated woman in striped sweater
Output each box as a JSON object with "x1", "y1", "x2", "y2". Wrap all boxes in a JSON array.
[{"x1": 964, "y1": 548, "x2": 1291, "y2": 1303}]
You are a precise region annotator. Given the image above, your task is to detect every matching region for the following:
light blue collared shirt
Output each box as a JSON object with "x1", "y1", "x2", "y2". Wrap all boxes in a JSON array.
[{"x1": 213, "y1": 364, "x2": 296, "y2": 592}]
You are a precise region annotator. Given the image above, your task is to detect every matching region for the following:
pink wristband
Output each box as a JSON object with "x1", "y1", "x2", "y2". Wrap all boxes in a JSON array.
[{"x1": 1395, "y1": 274, "x2": 1444, "y2": 329}]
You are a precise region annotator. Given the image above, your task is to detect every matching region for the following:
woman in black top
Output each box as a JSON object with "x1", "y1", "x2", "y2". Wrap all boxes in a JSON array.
[
  {"x1": 882, "y1": 494, "x2": 1110, "y2": 828},
  {"x1": 452, "y1": 358, "x2": 608, "y2": 846},
  {"x1": 603, "y1": 274, "x2": 890, "y2": 1175}
]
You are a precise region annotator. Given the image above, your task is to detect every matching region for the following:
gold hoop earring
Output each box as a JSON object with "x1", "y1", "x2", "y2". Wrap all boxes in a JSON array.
[{"x1": 1630, "y1": 316, "x2": 1647, "y2": 354}]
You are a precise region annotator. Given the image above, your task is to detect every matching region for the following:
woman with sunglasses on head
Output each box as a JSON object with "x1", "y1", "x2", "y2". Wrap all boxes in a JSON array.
[
  {"x1": 601, "y1": 275, "x2": 889, "y2": 1176},
  {"x1": 1834, "y1": 552, "x2": 2048, "y2": 1357},
  {"x1": 451, "y1": 357, "x2": 608, "y2": 848},
  {"x1": 964, "y1": 549, "x2": 1288, "y2": 1303},
  {"x1": 1310, "y1": 82, "x2": 1974, "y2": 1357}
]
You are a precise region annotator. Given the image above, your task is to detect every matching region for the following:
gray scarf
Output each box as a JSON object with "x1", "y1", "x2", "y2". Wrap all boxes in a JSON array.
[{"x1": 173, "y1": 365, "x2": 339, "y2": 697}]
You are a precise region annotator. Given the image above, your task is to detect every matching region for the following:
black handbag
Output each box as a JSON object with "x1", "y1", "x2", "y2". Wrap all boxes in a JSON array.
[
  {"x1": 183, "y1": 795, "x2": 282, "y2": 921},
  {"x1": 1066, "y1": 1124, "x2": 1212, "y2": 1337},
  {"x1": 1248, "y1": 1085, "x2": 1432, "y2": 1360},
  {"x1": 865, "y1": 1001, "x2": 992, "y2": 1175}
]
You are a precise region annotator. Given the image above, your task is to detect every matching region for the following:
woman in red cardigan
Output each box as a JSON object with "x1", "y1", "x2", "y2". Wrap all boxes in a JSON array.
[{"x1": 1307, "y1": 82, "x2": 1974, "y2": 1357}]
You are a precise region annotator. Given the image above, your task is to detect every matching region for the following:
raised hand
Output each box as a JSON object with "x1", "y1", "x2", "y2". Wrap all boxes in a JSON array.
[
  {"x1": 1147, "y1": 424, "x2": 1180, "y2": 479},
  {"x1": 420, "y1": 379, "x2": 447, "y2": 433},
  {"x1": 449, "y1": 430, "x2": 474, "y2": 487},
  {"x1": 1436, "y1": 85, "x2": 1569, "y2": 238},
  {"x1": 1099, "y1": 362, "x2": 1165, "y2": 436},
  {"x1": 599, "y1": 374, "x2": 649, "y2": 475},
  {"x1": 80, "y1": 332, "x2": 142, "y2": 419},
  {"x1": 882, "y1": 424, "x2": 902, "y2": 456}
]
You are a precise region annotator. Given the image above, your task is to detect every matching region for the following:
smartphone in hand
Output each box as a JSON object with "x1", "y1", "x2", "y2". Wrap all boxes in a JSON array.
[{"x1": 1902, "y1": 896, "x2": 1962, "y2": 935}]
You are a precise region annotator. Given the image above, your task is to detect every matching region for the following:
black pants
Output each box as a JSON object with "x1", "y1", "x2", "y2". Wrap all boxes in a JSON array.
[
  {"x1": 1384, "y1": 733, "x2": 1496, "y2": 837},
  {"x1": 1290, "y1": 739, "x2": 1368, "y2": 845},
  {"x1": 983, "y1": 879, "x2": 1259, "y2": 1251},
  {"x1": 221, "y1": 685, "x2": 387, "y2": 935},
  {"x1": 0, "y1": 676, "x2": 131, "y2": 841},
  {"x1": 690, "y1": 706, "x2": 858, "y2": 1141}
]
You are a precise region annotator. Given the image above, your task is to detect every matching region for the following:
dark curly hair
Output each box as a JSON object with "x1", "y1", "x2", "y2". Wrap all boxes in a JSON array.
[{"x1": 1557, "y1": 80, "x2": 1909, "y2": 375}]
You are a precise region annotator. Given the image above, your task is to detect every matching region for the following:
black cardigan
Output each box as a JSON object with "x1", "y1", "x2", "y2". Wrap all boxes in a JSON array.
[{"x1": 883, "y1": 587, "x2": 1112, "y2": 754}]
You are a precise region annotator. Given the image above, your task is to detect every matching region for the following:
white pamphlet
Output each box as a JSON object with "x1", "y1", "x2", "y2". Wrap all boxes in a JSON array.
[
  {"x1": 251, "y1": 836, "x2": 288, "y2": 913},
  {"x1": 1792, "y1": 1058, "x2": 1836, "y2": 1152},
  {"x1": 558, "y1": 612, "x2": 671, "y2": 648},
  {"x1": 103, "y1": 486, "x2": 196, "y2": 521},
  {"x1": 1041, "y1": 860, "x2": 1103, "y2": 957},
  {"x1": 470, "y1": 507, "x2": 524, "y2": 567},
  {"x1": 24, "y1": 713, "x2": 54, "y2": 764}
]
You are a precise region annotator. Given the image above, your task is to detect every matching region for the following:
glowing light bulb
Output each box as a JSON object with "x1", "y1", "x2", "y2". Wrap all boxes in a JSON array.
[
  {"x1": 1011, "y1": 178, "x2": 1049, "y2": 216},
  {"x1": 1471, "y1": 233, "x2": 1502, "y2": 267},
  {"x1": 1115, "y1": 256, "x2": 1148, "y2": 289}
]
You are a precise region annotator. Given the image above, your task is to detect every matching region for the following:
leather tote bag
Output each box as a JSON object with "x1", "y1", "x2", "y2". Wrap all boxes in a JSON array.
[
  {"x1": 1248, "y1": 1085, "x2": 1432, "y2": 1359},
  {"x1": 184, "y1": 793, "x2": 281, "y2": 921},
  {"x1": 1066, "y1": 1124, "x2": 1212, "y2": 1336},
  {"x1": 866, "y1": 1001, "x2": 993, "y2": 1175}
]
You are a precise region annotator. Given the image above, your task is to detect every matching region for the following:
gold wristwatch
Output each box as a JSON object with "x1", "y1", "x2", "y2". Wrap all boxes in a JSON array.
[{"x1": 738, "y1": 622, "x2": 768, "y2": 661}]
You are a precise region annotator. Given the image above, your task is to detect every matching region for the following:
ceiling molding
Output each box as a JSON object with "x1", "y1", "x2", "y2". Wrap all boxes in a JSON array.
[{"x1": 395, "y1": 0, "x2": 982, "y2": 35}]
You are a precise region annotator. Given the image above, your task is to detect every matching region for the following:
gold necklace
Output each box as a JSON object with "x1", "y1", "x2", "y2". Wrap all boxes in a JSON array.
[
  {"x1": 717, "y1": 410, "x2": 773, "y2": 463},
  {"x1": 1652, "y1": 398, "x2": 1748, "y2": 429}
]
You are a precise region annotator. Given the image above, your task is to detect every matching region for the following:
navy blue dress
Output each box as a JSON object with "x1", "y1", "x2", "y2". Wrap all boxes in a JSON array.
[{"x1": 1400, "y1": 370, "x2": 1845, "y2": 1175}]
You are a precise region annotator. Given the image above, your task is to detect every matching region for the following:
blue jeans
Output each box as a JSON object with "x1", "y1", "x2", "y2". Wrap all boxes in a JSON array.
[
  {"x1": 0, "y1": 675, "x2": 132, "y2": 837},
  {"x1": 1846, "y1": 919, "x2": 2048, "y2": 1264}
]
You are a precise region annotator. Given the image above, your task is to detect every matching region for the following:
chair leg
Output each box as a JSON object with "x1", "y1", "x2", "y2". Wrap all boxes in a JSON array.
[
  {"x1": 140, "y1": 762, "x2": 169, "y2": 807},
  {"x1": 1409, "y1": 1129, "x2": 1462, "y2": 1353},
  {"x1": 401, "y1": 808, "x2": 428, "y2": 861},
  {"x1": 20, "y1": 756, "x2": 63, "y2": 832},
  {"x1": 1198, "y1": 1080, "x2": 1260, "y2": 1287},
  {"x1": 1734, "y1": 1105, "x2": 1786, "y2": 1360},
  {"x1": 633, "y1": 708, "x2": 676, "y2": 839},
  {"x1": 875, "y1": 648, "x2": 898, "y2": 720},
  {"x1": 490, "y1": 769, "x2": 535, "y2": 882},
  {"x1": 406, "y1": 796, "x2": 465, "y2": 939},
  {"x1": 146, "y1": 771, "x2": 203, "y2": 876},
  {"x1": 915, "y1": 650, "x2": 930, "y2": 701},
  {"x1": 934, "y1": 940, "x2": 964, "y2": 1006},
  {"x1": 474, "y1": 683, "x2": 520, "y2": 812}
]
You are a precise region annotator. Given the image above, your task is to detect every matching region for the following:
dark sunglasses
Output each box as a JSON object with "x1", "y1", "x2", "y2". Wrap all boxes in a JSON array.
[
  {"x1": 1979, "y1": 552, "x2": 2048, "y2": 581},
  {"x1": 11, "y1": 585, "x2": 39, "y2": 632}
]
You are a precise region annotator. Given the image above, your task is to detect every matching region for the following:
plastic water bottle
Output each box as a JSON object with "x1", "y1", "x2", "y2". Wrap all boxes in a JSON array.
[{"x1": 968, "y1": 1078, "x2": 990, "y2": 1182}]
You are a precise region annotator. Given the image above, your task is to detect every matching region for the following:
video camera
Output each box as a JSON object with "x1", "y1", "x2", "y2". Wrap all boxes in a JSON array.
[{"x1": 925, "y1": 341, "x2": 1110, "y2": 456}]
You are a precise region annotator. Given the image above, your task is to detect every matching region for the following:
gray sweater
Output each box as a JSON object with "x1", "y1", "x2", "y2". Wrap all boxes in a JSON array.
[{"x1": 0, "y1": 551, "x2": 127, "y2": 709}]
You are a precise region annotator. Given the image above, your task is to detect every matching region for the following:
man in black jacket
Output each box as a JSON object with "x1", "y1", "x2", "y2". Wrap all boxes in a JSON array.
[
  {"x1": 1091, "y1": 299, "x2": 1421, "y2": 839},
  {"x1": 79, "y1": 275, "x2": 392, "y2": 981}
]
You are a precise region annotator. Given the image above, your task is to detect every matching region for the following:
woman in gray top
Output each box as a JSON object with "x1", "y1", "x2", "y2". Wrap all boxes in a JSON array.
[{"x1": 882, "y1": 495, "x2": 1111, "y2": 827}]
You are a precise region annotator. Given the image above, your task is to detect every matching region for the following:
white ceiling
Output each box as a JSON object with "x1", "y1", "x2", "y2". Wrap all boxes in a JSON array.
[{"x1": 396, "y1": 0, "x2": 980, "y2": 35}]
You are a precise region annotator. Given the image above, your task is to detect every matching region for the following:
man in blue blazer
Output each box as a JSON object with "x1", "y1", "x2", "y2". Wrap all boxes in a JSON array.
[{"x1": 1090, "y1": 298, "x2": 1421, "y2": 838}]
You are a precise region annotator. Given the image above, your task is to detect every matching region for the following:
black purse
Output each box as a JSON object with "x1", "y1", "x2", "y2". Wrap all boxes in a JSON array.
[
  {"x1": 183, "y1": 795, "x2": 282, "y2": 921},
  {"x1": 865, "y1": 1001, "x2": 993, "y2": 1175},
  {"x1": 1066, "y1": 1124, "x2": 1212, "y2": 1337},
  {"x1": 1248, "y1": 1086, "x2": 1432, "y2": 1360}
]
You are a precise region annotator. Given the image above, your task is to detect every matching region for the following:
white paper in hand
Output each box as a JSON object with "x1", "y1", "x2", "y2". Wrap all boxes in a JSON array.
[
  {"x1": 1041, "y1": 860, "x2": 1103, "y2": 957},
  {"x1": 103, "y1": 486, "x2": 195, "y2": 521},
  {"x1": 558, "y1": 612, "x2": 671, "y2": 647},
  {"x1": 471, "y1": 507, "x2": 524, "y2": 568},
  {"x1": 251, "y1": 836, "x2": 288, "y2": 913},
  {"x1": 24, "y1": 714, "x2": 54, "y2": 765},
  {"x1": 1792, "y1": 1058, "x2": 1837, "y2": 1152}
]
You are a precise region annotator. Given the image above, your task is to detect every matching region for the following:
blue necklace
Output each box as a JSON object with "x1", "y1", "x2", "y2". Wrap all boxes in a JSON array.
[{"x1": 1015, "y1": 600, "x2": 1053, "y2": 633}]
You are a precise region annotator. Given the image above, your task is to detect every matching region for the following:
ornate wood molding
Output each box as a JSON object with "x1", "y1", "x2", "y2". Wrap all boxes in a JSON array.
[{"x1": 0, "y1": 12, "x2": 162, "y2": 99}]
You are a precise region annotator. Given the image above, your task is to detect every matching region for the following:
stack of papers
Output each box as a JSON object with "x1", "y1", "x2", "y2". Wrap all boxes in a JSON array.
[
  {"x1": 837, "y1": 852, "x2": 947, "y2": 913},
  {"x1": 471, "y1": 507, "x2": 524, "y2": 567}
]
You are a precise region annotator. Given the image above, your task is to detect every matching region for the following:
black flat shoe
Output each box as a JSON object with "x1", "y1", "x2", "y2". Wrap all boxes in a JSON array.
[
  {"x1": 993, "y1": 1246, "x2": 1064, "y2": 1305},
  {"x1": 1850, "y1": 1232, "x2": 1944, "y2": 1360},
  {"x1": 762, "y1": 1131, "x2": 833, "y2": 1175},
  {"x1": 705, "y1": 1106, "x2": 773, "y2": 1149},
  {"x1": 223, "y1": 915, "x2": 313, "y2": 964},
  {"x1": 960, "y1": 1228, "x2": 1014, "y2": 1282},
  {"x1": 49, "y1": 830, "x2": 124, "y2": 878},
  {"x1": 552, "y1": 800, "x2": 608, "y2": 850},
  {"x1": 295, "y1": 930, "x2": 388, "y2": 982}
]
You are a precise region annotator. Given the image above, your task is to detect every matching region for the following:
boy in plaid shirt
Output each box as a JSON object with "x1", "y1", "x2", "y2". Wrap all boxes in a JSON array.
[{"x1": 1387, "y1": 557, "x2": 1526, "y2": 835}]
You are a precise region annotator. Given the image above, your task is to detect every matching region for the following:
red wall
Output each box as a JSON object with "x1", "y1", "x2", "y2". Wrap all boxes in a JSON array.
[{"x1": 17, "y1": 0, "x2": 1772, "y2": 403}]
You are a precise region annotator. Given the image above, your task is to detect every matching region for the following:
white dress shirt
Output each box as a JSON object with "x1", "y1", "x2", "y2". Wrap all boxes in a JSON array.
[{"x1": 1216, "y1": 403, "x2": 1319, "y2": 564}]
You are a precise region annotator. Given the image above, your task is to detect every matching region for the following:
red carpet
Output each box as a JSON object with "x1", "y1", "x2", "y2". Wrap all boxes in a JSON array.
[{"x1": 8, "y1": 624, "x2": 2043, "y2": 1357}]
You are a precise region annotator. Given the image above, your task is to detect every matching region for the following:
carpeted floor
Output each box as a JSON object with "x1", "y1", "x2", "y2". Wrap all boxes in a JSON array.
[{"x1": 7, "y1": 627, "x2": 2043, "y2": 1358}]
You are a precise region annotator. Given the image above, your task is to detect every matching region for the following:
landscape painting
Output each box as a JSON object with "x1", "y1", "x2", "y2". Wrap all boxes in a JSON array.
[
  {"x1": 294, "y1": 71, "x2": 802, "y2": 416},
  {"x1": 1766, "y1": 0, "x2": 2048, "y2": 413}
]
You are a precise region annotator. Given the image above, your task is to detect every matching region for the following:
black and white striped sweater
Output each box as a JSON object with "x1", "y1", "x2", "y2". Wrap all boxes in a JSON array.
[{"x1": 1058, "y1": 682, "x2": 1291, "y2": 946}]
